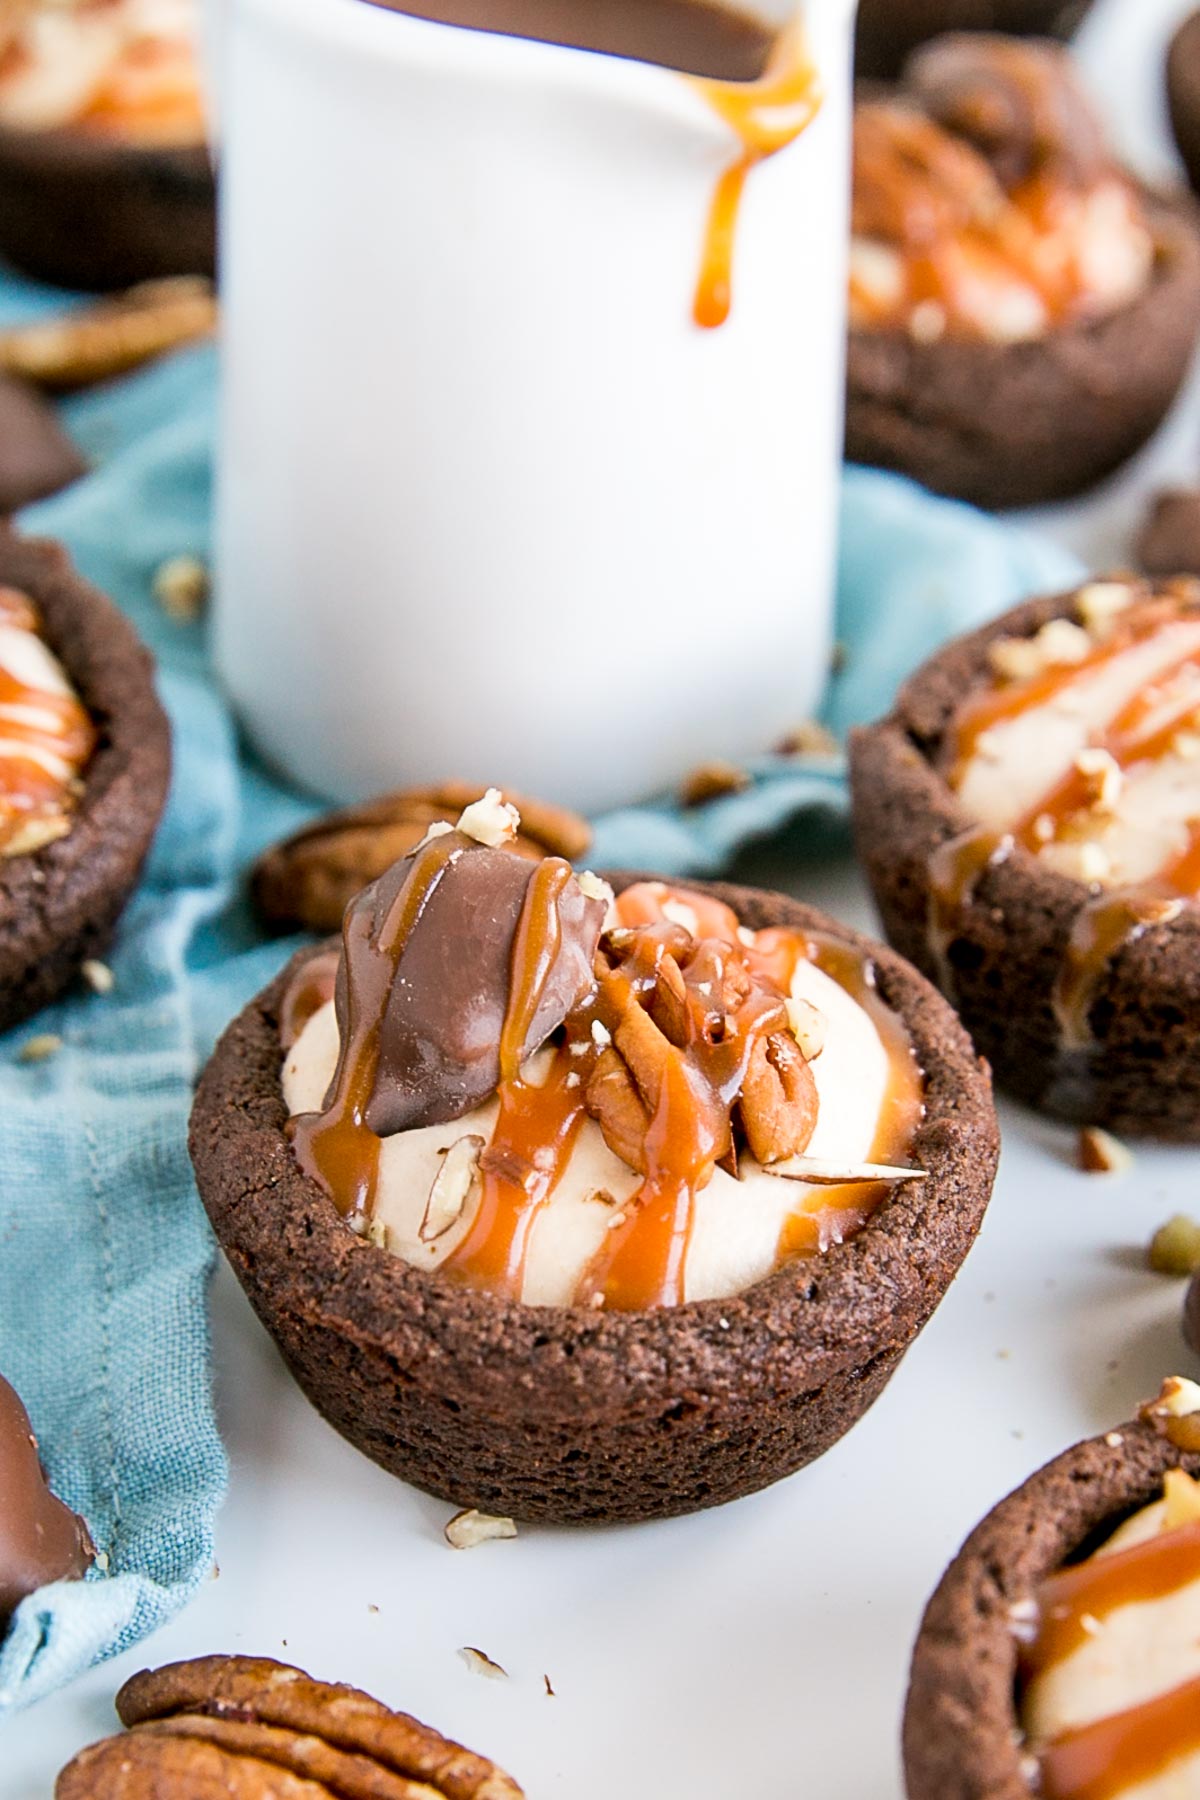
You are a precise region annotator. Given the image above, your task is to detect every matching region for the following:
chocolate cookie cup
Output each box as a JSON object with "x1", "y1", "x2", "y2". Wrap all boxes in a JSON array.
[
  {"x1": 0, "y1": 528, "x2": 170, "y2": 1030},
  {"x1": 851, "y1": 583, "x2": 1200, "y2": 1138},
  {"x1": 847, "y1": 187, "x2": 1200, "y2": 510},
  {"x1": 1169, "y1": 11, "x2": 1200, "y2": 202},
  {"x1": 903, "y1": 1401, "x2": 1200, "y2": 1800},
  {"x1": 0, "y1": 129, "x2": 215, "y2": 291},
  {"x1": 855, "y1": 0, "x2": 1092, "y2": 81},
  {"x1": 190, "y1": 875, "x2": 997, "y2": 1526}
]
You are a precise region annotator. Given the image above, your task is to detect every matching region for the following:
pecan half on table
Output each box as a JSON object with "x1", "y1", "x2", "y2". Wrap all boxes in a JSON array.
[
  {"x1": 56, "y1": 1654, "x2": 524, "y2": 1800},
  {"x1": 251, "y1": 782, "x2": 592, "y2": 934}
]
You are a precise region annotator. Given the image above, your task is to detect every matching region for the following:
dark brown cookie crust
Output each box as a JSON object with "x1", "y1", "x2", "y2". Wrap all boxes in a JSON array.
[
  {"x1": 850, "y1": 588, "x2": 1200, "y2": 1137},
  {"x1": 846, "y1": 189, "x2": 1200, "y2": 510},
  {"x1": 1169, "y1": 12, "x2": 1200, "y2": 201},
  {"x1": 855, "y1": 0, "x2": 1092, "y2": 81},
  {"x1": 190, "y1": 876, "x2": 998, "y2": 1525},
  {"x1": 0, "y1": 528, "x2": 171, "y2": 1031},
  {"x1": 0, "y1": 127, "x2": 215, "y2": 291},
  {"x1": 904, "y1": 1418, "x2": 1200, "y2": 1800}
]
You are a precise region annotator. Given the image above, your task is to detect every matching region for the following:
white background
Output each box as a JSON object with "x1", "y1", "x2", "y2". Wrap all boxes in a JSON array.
[{"x1": 8, "y1": 0, "x2": 1200, "y2": 1792}]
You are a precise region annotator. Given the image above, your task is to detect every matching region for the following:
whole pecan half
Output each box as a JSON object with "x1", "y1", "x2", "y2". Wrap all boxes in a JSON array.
[
  {"x1": 585, "y1": 927, "x2": 818, "y2": 1176},
  {"x1": 57, "y1": 1654, "x2": 524, "y2": 1799},
  {"x1": 251, "y1": 782, "x2": 592, "y2": 934}
]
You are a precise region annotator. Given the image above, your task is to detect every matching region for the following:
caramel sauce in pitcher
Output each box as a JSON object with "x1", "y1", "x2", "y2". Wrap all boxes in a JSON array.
[{"x1": 360, "y1": 0, "x2": 780, "y2": 81}]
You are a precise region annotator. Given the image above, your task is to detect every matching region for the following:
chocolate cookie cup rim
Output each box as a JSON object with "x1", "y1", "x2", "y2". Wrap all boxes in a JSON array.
[
  {"x1": 845, "y1": 186, "x2": 1200, "y2": 507},
  {"x1": 0, "y1": 122, "x2": 210, "y2": 176},
  {"x1": 903, "y1": 1418, "x2": 1200, "y2": 1800},
  {"x1": 190, "y1": 874, "x2": 998, "y2": 1423},
  {"x1": 0, "y1": 122, "x2": 215, "y2": 290},
  {"x1": 0, "y1": 527, "x2": 171, "y2": 967},
  {"x1": 851, "y1": 582, "x2": 1200, "y2": 967}
]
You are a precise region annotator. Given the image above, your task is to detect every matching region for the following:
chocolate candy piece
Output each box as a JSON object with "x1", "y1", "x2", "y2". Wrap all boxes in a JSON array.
[
  {"x1": 0, "y1": 375, "x2": 86, "y2": 514},
  {"x1": 907, "y1": 33, "x2": 1107, "y2": 190},
  {"x1": 331, "y1": 833, "x2": 605, "y2": 1137},
  {"x1": 0, "y1": 1371, "x2": 94, "y2": 1626}
]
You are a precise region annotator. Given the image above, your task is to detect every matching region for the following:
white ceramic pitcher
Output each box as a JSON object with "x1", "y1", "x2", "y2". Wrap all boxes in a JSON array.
[{"x1": 212, "y1": 0, "x2": 857, "y2": 810}]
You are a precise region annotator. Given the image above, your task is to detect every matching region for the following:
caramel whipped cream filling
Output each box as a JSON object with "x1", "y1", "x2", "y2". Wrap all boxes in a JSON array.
[
  {"x1": 850, "y1": 37, "x2": 1153, "y2": 345},
  {"x1": 1017, "y1": 1393, "x2": 1200, "y2": 1800},
  {"x1": 282, "y1": 793, "x2": 925, "y2": 1312},
  {"x1": 0, "y1": 585, "x2": 95, "y2": 857},
  {"x1": 0, "y1": 0, "x2": 204, "y2": 144}
]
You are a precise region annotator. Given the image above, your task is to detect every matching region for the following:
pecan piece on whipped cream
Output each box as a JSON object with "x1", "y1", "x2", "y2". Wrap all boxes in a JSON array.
[
  {"x1": 56, "y1": 1653, "x2": 525, "y2": 1799},
  {"x1": 252, "y1": 781, "x2": 592, "y2": 934}
]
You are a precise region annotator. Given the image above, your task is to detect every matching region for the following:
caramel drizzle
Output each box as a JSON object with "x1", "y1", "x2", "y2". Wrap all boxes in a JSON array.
[
  {"x1": 290, "y1": 832, "x2": 462, "y2": 1218},
  {"x1": 1025, "y1": 1519, "x2": 1200, "y2": 1676},
  {"x1": 937, "y1": 599, "x2": 1200, "y2": 1051},
  {"x1": 691, "y1": 22, "x2": 822, "y2": 329},
  {"x1": 925, "y1": 826, "x2": 1013, "y2": 1000},
  {"x1": 0, "y1": 586, "x2": 95, "y2": 851},
  {"x1": 1053, "y1": 891, "x2": 1184, "y2": 1051},
  {"x1": 440, "y1": 860, "x2": 589, "y2": 1295},
  {"x1": 574, "y1": 924, "x2": 791, "y2": 1310},
  {"x1": 1037, "y1": 1673, "x2": 1200, "y2": 1800},
  {"x1": 774, "y1": 930, "x2": 926, "y2": 1259}
]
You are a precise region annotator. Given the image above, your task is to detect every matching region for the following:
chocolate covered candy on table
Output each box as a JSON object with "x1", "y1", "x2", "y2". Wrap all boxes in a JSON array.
[
  {"x1": 0, "y1": 1372, "x2": 93, "y2": 1629},
  {"x1": 905, "y1": 1379, "x2": 1200, "y2": 1800},
  {"x1": 191, "y1": 789, "x2": 997, "y2": 1521},
  {"x1": 846, "y1": 34, "x2": 1200, "y2": 508},
  {"x1": 0, "y1": 376, "x2": 86, "y2": 513},
  {"x1": 851, "y1": 576, "x2": 1200, "y2": 1138},
  {"x1": 56, "y1": 1652, "x2": 524, "y2": 1797}
]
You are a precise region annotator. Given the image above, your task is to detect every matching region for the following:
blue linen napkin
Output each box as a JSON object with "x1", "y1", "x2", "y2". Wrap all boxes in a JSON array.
[{"x1": 0, "y1": 267, "x2": 1080, "y2": 1713}]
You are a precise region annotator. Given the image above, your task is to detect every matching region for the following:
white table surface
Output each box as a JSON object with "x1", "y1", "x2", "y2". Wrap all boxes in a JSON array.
[{"x1": 10, "y1": 0, "x2": 1200, "y2": 1793}]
